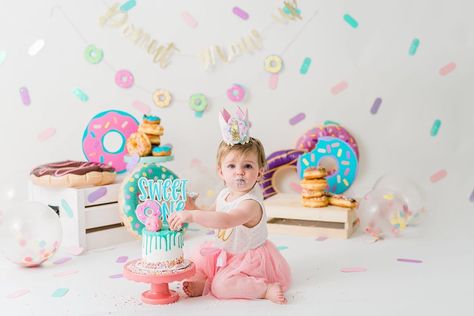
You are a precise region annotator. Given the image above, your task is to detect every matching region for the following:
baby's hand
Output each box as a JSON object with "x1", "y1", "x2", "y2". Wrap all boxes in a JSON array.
[
  {"x1": 184, "y1": 192, "x2": 199, "y2": 210},
  {"x1": 168, "y1": 211, "x2": 192, "y2": 231}
]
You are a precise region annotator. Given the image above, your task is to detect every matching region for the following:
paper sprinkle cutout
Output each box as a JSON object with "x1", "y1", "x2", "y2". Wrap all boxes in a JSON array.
[
  {"x1": 60, "y1": 199, "x2": 74, "y2": 218},
  {"x1": 430, "y1": 119, "x2": 441, "y2": 136},
  {"x1": 315, "y1": 236, "x2": 328, "y2": 241},
  {"x1": 19, "y1": 87, "x2": 31, "y2": 105},
  {"x1": 6, "y1": 289, "x2": 30, "y2": 299},
  {"x1": 371, "y1": 97, "x2": 382, "y2": 114},
  {"x1": 343, "y1": 14, "x2": 358, "y2": 28},
  {"x1": 340, "y1": 267, "x2": 366, "y2": 273},
  {"x1": 300, "y1": 57, "x2": 312, "y2": 74},
  {"x1": 439, "y1": 62, "x2": 456, "y2": 76},
  {"x1": 277, "y1": 246, "x2": 288, "y2": 251},
  {"x1": 289, "y1": 182, "x2": 302, "y2": 193},
  {"x1": 73, "y1": 88, "x2": 89, "y2": 102},
  {"x1": 182, "y1": 11, "x2": 198, "y2": 28},
  {"x1": 397, "y1": 258, "x2": 422, "y2": 263},
  {"x1": 53, "y1": 257, "x2": 72, "y2": 265},
  {"x1": 289, "y1": 112, "x2": 305, "y2": 125},
  {"x1": 331, "y1": 81, "x2": 348, "y2": 95},
  {"x1": 132, "y1": 101, "x2": 151, "y2": 114},
  {"x1": 233, "y1": 7, "x2": 249, "y2": 20},
  {"x1": 206, "y1": 230, "x2": 214, "y2": 235},
  {"x1": 52, "y1": 288, "x2": 69, "y2": 298},
  {"x1": 409, "y1": 38, "x2": 420, "y2": 56},
  {"x1": 88, "y1": 187, "x2": 107, "y2": 203},
  {"x1": 269, "y1": 74, "x2": 279, "y2": 89},
  {"x1": 109, "y1": 273, "x2": 123, "y2": 279},
  {"x1": 430, "y1": 169, "x2": 447, "y2": 183},
  {"x1": 37, "y1": 127, "x2": 56, "y2": 142},
  {"x1": 28, "y1": 39, "x2": 45, "y2": 56},
  {"x1": 120, "y1": 0, "x2": 136, "y2": 12},
  {"x1": 469, "y1": 189, "x2": 474, "y2": 203},
  {"x1": 116, "y1": 256, "x2": 128, "y2": 263}
]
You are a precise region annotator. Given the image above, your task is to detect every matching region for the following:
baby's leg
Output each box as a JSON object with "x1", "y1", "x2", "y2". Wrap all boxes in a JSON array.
[{"x1": 211, "y1": 273, "x2": 287, "y2": 304}]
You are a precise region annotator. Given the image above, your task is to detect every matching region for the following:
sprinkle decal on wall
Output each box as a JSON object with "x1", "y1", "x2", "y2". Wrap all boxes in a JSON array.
[
  {"x1": 343, "y1": 14, "x2": 358, "y2": 28},
  {"x1": 430, "y1": 119, "x2": 441, "y2": 136},
  {"x1": 19, "y1": 87, "x2": 31, "y2": 105},
  {"x1": 439, "y1": 62, "x2": 456, "y2": 76},
  {"x1": 409, "y1": 38, "x2": 420, "y2": 56},
  {"x1": 181, "y1": 11, "x2": 198, "y2": 28},
  {"x1": 371, "y1": 97, "x2": 382, "y2": 114},
  {"x1": 232, "y1": 7, "x2": 249, "y2": 20},
  {"x1": 331, "y1": 81, "x2": 348, "y2": 95}
]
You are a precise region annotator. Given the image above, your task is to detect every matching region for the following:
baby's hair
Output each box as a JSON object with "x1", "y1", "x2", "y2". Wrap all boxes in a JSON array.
[{"x1": 217, "y1": 137, "x2": 267, "y2": 169}]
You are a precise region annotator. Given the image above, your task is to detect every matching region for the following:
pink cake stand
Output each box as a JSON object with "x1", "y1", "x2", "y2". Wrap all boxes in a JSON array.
[{"x1": 123, "y1": 259, "x2": 195, "y2": 305}]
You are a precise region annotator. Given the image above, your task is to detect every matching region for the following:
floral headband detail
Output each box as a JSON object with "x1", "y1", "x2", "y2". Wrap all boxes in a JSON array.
[{"x1": 218, "y1": 107, "x2": 250, "y2": 145}]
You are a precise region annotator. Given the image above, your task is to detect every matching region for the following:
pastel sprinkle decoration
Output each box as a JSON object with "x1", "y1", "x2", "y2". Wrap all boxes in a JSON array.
[
  {"x1": 19, "y1": 87, "x2": 31, "y2": 105},
  {"x1": 430, "y1": 119, "x2": 441, "y2": 136},
  {"x1": 331, "y1": 81, "x2": 348, "y2": 95},
  {"x1": 469, "y1": 189, "x2": 474, "y2": 203},
  {"x1": 439, "y1": 62, "x2": 456, "y2": 76},
  {"x1": 132, "y1": 101, "x2": 151, "y2": 114},
  {"x1": 110, "y1": 273, "x2": 123, "y2": 279},
  {"x1": 397, "y1": 258, "x2": 423, "y2": 263},
  {"x1": 277, "y1": 246, "x2": 288, "y2": 251},
  {"x1": 269, "y1": 73, "x2": 279, "y2": 89},
  {"x1": 340, "y1": 267, "x2": 367, "y2": 273},
  {"x1": 289, "y1": 112, "x2": 306, "y2": 125},
  {"x1": 430, "y1": 169, "x2": 447, "y2": 183},
  {"x1": 120, "y1": 0, "x2": 136, "y2": 12},
  {"x1": 37, "y1": 127, "x2": 56, "y2": 142},
  {"x1": 28, "y1": 39, "x2": 45, "y2": 56},
  {"x1": 299, "y1": 57, "x2": 312, "y2": 75},
  {"x1": 371, "y1": 97, "x2": 382, "y2": 114},
  {"x1": 195, "y1": 111, "x2": 204, "y2": 118},
  {"x1": 315, "y1": 236, "x2": 328, "y2": 241},
  {"x1": 232, "y1": 6, "x2": 249, "y2": 20},
  {"x1": 53, "y1": 257, "x2": 72, "y2": 265},
  {"x1": 6, "y1": 289, "x2": 30, "y2": 299},
  {"x1": 0, "y1": 50, "x2": 6, "y2": 65},
  {"x1": 289, "y1": 182, "x2": 302, "y2": 193},
  {"x1": 52, "y1": 288, "x2": 69, "y2": 298},
  {"x1": 409, "y1": 38, "x2": 420, "y2": 56},
  {"x1": 343, "y1": 14, "x2": 358, "y2": 28},
  {"x1": 73, "y1": 88, "x2": 89, "y2": 102},
  {"x1": 88, "y1": 187, "x2": 107, "y2": 203},
  {"x1": 60, "y1": 199, "x2": 74, "y2": 218},
  {"x1": 181, "y1": 11, "x2": 198, "y2": 28},
  {"x1": 116, "y1": 256, "x2": 128, "y2": 263}
]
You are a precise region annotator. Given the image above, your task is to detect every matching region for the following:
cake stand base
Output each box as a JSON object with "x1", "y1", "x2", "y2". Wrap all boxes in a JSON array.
[{"x1": 123, "y1": 259, "x2": 195, "y2": 305}]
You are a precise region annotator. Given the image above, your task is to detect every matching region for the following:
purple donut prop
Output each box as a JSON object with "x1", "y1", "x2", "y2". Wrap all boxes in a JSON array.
[
  {"x1": 295, "y1": 124, "x2": 359, "y2": 158},
  {"x1": 260, "y1": 149, "x2": 306, "y2": 199}
]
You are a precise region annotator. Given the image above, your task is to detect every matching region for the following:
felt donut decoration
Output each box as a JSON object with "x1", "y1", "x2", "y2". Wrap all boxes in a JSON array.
[
  {"x1": 119, "y1": 163, "x2": 184, "y2": 237},
  {"x1": 82, "y1": 110, "x2": 139, "y2": 174},
  {"x1": 297, "y1": 137, "x2": 358, "y2": 194},
  {"x1": 260, "y1": 149, "x2": 306, "y2": 199},
  {"x1": 296, "y1": 124, "x2": 359, "y2": 158}
]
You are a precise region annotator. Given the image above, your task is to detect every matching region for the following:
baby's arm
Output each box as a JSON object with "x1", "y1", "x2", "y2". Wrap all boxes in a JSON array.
[{"x1": 169, "y1": 199, "x2": 260, "y2": 230}]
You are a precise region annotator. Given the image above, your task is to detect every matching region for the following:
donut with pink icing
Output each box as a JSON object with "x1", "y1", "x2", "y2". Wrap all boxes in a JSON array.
[
  {"x1": 136, "y1": 200, "x2": 161, "y2": 225},
  {"x1": 82, "y1": 110, "x2": 139, "y2": 174},
  {"x1": 295, "y1": 124, "x2": 359, "y2": 158}
]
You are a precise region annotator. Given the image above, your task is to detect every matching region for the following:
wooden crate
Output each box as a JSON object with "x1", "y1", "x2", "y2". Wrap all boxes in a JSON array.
[
  {"x1": 264, "y1": 193, "x2": 359, "y2": 239},
  {"x1": 28, "y1": 180, "x2": 135, "y2": 250}
]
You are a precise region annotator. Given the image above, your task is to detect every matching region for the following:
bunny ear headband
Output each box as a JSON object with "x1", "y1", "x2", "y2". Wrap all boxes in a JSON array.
[{"x1": 219, "y1": 106, "x2": 250, "y2": 145}]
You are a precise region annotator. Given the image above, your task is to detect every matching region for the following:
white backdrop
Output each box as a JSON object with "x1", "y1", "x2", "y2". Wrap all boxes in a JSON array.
[{"x1": 1, "y1": 0, "x2": 473, "y2": 225}]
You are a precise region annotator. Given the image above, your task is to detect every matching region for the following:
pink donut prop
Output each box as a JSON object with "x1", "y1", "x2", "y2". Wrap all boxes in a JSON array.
[
  {"x1": 82, "y1": 110, "x2": 139, "y2": 174},
  {"x1": 296, "y1": 124, "x2": 359, "y2": 158},
  {"x1": 260, "y1": 149, "x2": 306, "y2": 199},
  {"x1": 227, "y1": 84, "x2": 245, "y2": 102},
  {"x1": 136, "y1": 200, "x2": 161, "y2": 224},
  {"x1": 115, "y1": 69, "x2": 134, "y2": 89}
]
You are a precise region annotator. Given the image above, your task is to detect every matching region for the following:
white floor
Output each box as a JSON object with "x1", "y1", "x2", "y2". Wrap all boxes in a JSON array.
[{"x1": 1, "y1": 199, "x2": 473, "y2": 316}]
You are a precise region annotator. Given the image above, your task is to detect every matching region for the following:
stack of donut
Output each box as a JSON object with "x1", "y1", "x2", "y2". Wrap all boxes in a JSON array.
[
  {"x1": 300, "y1": 167, "x2": 329, "y2": 207},
  {"x1": 300, "y1": 167, "x2": 359, "y2": 209},
  {"x1": 126, "y1": 114, "x2": 172, "y2": 157}
]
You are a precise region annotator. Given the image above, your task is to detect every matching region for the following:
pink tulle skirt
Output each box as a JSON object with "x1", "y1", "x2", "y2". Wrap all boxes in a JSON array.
[{"x1": 187, "y1": 240, "x2": 291, "y2": 300}]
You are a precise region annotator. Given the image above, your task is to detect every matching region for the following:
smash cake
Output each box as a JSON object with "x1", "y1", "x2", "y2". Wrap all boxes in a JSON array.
[{"x1": 120, "y1": 161, "x2": 192, "y2": 275}]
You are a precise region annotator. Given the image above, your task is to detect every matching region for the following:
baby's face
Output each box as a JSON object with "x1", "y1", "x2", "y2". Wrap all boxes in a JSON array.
[{"x1": 218, "y1": 150, "x2": 263, "y2": 193}]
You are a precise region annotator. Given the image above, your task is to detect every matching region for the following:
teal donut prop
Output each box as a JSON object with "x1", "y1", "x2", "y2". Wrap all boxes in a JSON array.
[
  {"x1": 120, "y1": 163, "x2": 187, "y2": 237},
  {"x1": 297, "y1": 137, "x2": 358, "y2": 194}
]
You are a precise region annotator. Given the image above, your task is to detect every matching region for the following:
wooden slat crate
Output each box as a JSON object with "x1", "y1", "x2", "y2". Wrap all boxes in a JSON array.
[{"x1": 264, "y1": 193, "x2": 359, "y2": 239}]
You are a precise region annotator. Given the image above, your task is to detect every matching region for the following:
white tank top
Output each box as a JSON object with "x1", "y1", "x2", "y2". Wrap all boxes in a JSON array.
[{"x1": 214, "y1": 184, "x2": 268, "y2": 254}]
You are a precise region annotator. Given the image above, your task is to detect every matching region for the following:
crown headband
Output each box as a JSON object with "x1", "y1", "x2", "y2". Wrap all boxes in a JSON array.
[{"x1": 219, "y1": 107, "x2": 250, "y2": 145}]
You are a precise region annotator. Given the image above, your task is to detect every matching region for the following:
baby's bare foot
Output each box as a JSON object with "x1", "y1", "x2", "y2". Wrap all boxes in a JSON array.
[
  {"x1": 183, "y1": 280, "x2": 206, "y2": 297},
  {"x1": 264, "y1": 283, "x2": 287, "y2": 304}
]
